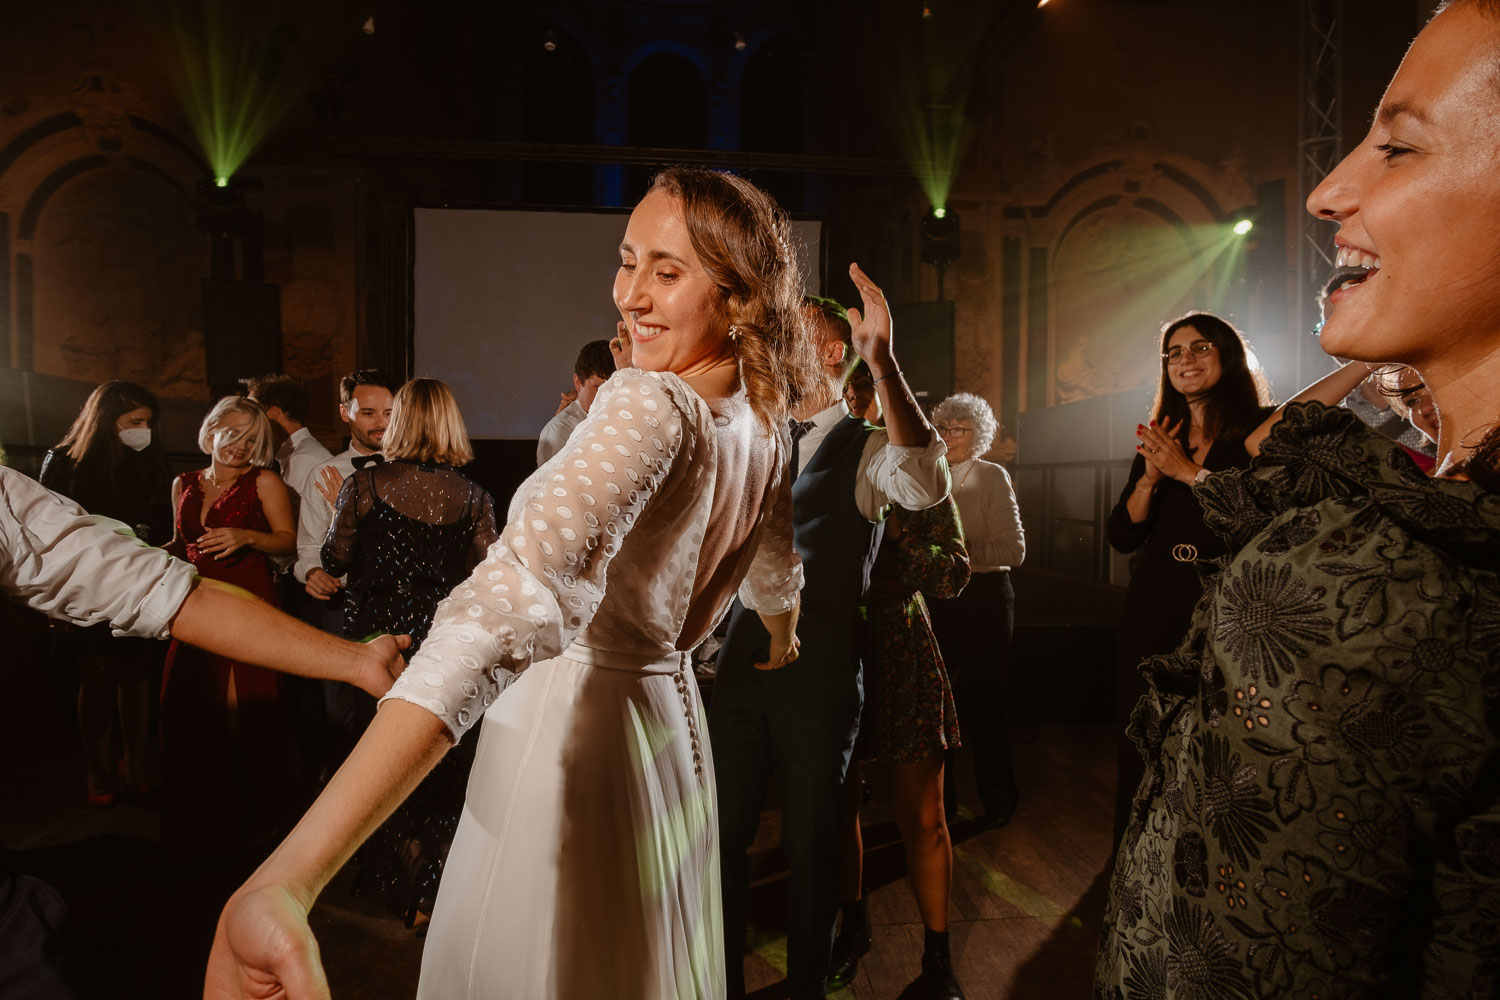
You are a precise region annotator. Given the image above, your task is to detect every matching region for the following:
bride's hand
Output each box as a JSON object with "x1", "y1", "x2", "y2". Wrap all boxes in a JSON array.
[{"x1": 205, "y1": 882, "x2": 329, "y2": 1000}]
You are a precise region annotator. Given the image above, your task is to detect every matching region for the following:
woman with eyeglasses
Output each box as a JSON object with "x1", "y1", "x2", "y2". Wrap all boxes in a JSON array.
[
  {"x1": 1106, "y1": 312, "x2": 1272, "y2": 846},
  {"x1": 926, "y1": 392, "x2": 1025, "y2": 830}
]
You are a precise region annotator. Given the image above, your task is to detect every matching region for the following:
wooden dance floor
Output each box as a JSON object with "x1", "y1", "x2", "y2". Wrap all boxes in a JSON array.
[
  {"x1": 2, "y1": 568, "x2": 1120, "y2": 997},
  {"x1": 0, "y1": 721, "x2": 1115, "y2": 999}
]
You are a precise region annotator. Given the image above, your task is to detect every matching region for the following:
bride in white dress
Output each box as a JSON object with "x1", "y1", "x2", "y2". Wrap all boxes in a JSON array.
[{"x1": 203, "y1": 169, "x2": 906, "y2": 999}]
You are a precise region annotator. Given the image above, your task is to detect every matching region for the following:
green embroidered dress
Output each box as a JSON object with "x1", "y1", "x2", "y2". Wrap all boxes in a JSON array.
[{"x1": 1096, "y1": 402, "x2": 1500, "y2": 999}]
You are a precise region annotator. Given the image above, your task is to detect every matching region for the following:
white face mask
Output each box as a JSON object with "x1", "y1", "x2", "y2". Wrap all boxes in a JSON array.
[{"x1": 118, "y1": 427, "x2": 152, "y2": 452}]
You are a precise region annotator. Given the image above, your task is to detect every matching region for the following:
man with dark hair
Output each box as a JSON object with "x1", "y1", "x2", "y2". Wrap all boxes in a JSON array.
[
  {"x1": 298, "y1": 369, "x2": 394, "y2": 605},
  {"x1": 246, "y1": 373, "x2": 331, "y2": 503},
  {"x1": 292, "y1": 369, "x2": 395, "y2": 768},
  {"x1": 713, "y1": 276, "x2": 951, "y2": 1000},
  {"x1": 536, "y1": 339, "x2": 615, "y2": 465}
]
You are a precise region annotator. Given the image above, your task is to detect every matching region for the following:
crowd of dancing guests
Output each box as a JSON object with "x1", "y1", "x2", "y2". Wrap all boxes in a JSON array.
[{"x1": 7, "y1": 7, "x2": 1500, "y2": 994}]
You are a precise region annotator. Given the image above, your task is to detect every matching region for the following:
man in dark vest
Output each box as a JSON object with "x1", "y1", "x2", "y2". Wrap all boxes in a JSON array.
[{"x1": 712, "y1": 265, "x2": 950, "y2": 1000}]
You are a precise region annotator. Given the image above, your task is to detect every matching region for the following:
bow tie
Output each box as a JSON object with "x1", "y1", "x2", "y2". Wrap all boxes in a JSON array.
[
  {"x1": 352, "y1": 453, "x2": 384, "y2": 470},
  {"x1": 788, "y1": 418, "x2": 816, "y2": 442}
]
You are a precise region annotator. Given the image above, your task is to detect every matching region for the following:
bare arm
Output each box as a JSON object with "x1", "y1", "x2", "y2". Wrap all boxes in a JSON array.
[
  {"x1": 1245, "y1": 361, "x2": 1369, "y2": 457},
  {"x1": 163, "y1": 477, "x2": 186, "y2": 558},
  {"x1": 206, "y1": 700, "x2": 450, "y2": 1000},
  {"x1": 754, "y1": 596, "x2": 801, "y2": 671},
  {"x1": 847, "y1": 263, "x2": 933, "y2": 449},
  {"x1": 168, "y1": 578, "x2": 409, "y2": 697}
]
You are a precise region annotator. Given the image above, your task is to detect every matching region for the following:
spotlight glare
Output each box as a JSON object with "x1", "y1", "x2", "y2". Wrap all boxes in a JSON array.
[
  {"x1": 361, "y1": 16, "x2": 375, "y2": 34},
  {"x1": 1037, "y1": 0, "x2": 1050, "y2": 7},
  {"x1": 933, "y1": 207, "x2": 947, "y2": 219},
  {"x1": 733, "y1": 30, "x2": 747, "y2": 51},
  {"x1": 215, "y1": 176, "x2": 230, "y2": 188},
  {"x1": 1233, "y1": 218, "x2": 1254, "y2": 236},
  {"x1": 922, "y1": 3, "x2": 933, "y2": 19},
  {"x1": 543, "y1": 29, "x2": 557, "y2": 52}
]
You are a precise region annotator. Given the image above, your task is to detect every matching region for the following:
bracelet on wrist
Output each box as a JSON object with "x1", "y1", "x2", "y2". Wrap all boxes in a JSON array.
[{"x1": 872, "y1": 369, "x2": 903, "y2": 384}]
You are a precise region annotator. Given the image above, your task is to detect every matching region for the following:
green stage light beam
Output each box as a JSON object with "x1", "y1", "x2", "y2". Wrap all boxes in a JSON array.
[
  {"x1": 160, "y1": 0, "x2": 357, "y2": 184},
  {"x1": 860, "y1": 3, "x2": 1021, "y2": 215}
]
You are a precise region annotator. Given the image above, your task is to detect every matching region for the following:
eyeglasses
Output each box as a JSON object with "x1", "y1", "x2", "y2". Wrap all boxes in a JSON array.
[
  {"x1": 935, "y1": 425, "x2": 973, "y2": 437},
  {"x1": 1162, "y1": 341, "x2": 1217, "y2": 365}
]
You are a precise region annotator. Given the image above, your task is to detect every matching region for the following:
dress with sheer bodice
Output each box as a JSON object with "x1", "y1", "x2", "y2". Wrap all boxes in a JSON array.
[
  {"x1": 382, "y1": 369, "x2": 801, "y2": 999},
  {"x1": 322, "y1": 461, "x2": 499, "y2": 922}
]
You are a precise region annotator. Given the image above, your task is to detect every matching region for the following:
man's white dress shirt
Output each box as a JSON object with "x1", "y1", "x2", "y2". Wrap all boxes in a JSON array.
[
  {"x1": 795, "y1": 400, "x2": 950, "y2": 521},
  {"x1": 294, "y1": 446, "x2": 370, "y2": 583},
  {"x1": 277, "y1": 426, "x2": 334, "y2": 501},
  {"x1": 0, "y1": 466, "x2": 196, "y2": 639},
  {"x1": 536, "y1": 400, "x2": 586, "y2": 467}
]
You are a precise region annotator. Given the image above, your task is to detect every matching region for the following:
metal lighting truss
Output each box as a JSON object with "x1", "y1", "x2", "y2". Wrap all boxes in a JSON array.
[{"x1": 1297, "y1": 0, "x2": 1342, "y2": 384}]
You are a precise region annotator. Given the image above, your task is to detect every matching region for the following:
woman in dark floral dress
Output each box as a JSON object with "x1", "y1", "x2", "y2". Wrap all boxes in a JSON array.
[
  {"x1": 1097, "y1": 4, "x2": 1500, "y2": 995},
  {"x1": 831, "y1": 495, "x2": 970, "y2": 999}
]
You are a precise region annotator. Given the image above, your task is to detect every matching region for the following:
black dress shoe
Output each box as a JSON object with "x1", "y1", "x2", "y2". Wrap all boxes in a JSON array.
[
  {"x1": 921, "y1": 948, "x2": 966, "y2": 1000},
  {"x1": 824, "y1": 920, "x2": 872, "y2": 993}
]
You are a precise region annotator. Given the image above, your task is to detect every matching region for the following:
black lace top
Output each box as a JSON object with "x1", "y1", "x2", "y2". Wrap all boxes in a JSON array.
[
  {"x1": 1096, "y1": 402, "x2": 1500, "y2": 999},
  {"x1": 322, "y1": 461, "x2": 499, "y2": 650}
]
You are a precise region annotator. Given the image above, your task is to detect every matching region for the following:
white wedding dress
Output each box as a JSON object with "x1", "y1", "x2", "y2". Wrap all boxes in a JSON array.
[{"x1": 381, "y1": 369, "x2": 800, "y2": 999}]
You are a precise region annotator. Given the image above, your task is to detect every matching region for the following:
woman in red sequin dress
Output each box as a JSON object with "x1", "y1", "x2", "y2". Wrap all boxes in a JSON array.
[{"x1": 161, "y1": 396, "x2": 297, "y2": 876}]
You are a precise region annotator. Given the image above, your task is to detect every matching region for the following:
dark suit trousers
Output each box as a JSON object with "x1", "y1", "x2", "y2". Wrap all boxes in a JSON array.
[{"x1": 710, "y1": 654, "x2": 862, "y2": 1000}]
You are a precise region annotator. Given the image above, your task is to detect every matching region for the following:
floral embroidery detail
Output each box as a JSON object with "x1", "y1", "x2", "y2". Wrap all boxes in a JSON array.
[
  {"x1": 1160, "y1": 898, "x2": 1256, "y2": 1000},
  {"x1": 1214, "y1": 561, "x2": 1332, "y2": 687},
  {"x1": 1285, "y1": 664, "x2": 1431, "y2": 790},
  {"x1": 1187, "y1": 735, "x2": 1277, "y2": 867},
  {"x1": 1314, "y1": 792, "x2": 1401, "y2": 879},
  {"x1": 1230, "y1": 683, "x2": 1274, "y2": 732}
]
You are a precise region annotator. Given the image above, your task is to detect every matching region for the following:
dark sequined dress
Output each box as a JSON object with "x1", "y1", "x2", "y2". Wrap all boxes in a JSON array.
[{"x1": 322, "y1": 460, "x2": 499, "y2": 922}]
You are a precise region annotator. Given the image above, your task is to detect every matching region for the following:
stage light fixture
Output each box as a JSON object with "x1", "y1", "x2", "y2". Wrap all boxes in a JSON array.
[
  {"x1": 1233, "y1": 218, "x2": 1254, "y2": 236},
  {"x1": 361, "y1": 16, "x2": 374, "y2": 35},
  {"x1": 215, "y1": 175, "x2": 229, "y2": 188},
  {"x1": 544, "y1": 30, "x2": 557, "y2": 52},
  {"x1": 733, "y1": 30, "x2": 747, "y2": 51},
  {"x1": 933, "y1": 207, "x2": 947, "y2": 219},
  {"x1": 922, "y1": 4, "x2": 933, "y2": 19}
]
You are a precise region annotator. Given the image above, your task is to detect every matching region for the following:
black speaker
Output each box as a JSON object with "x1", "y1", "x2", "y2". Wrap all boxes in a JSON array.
[
  {"x1": 203, "y1": 279, "x2": 281, "y2": 387},
  {"x1": 888, "y1": 300, "x2": 954, "y2": 406}
]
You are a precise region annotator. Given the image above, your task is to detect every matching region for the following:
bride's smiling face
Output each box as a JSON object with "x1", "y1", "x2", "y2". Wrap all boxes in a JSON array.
[
  {"x1": 1309, "y1": 3, "x2": 1500, "y2": 371},
  {"x1": 613, "y1": 190, "x2": 731, "y2": 374}
]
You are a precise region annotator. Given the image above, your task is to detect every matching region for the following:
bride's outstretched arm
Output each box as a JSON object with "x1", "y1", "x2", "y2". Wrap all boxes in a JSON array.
[{"x1": 205, "y1": 700, "x2": 452, "y2": 1000}]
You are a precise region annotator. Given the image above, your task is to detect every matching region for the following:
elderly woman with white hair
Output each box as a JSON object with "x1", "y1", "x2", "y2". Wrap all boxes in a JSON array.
[{"x1": 927, "y1": 392, "x2": 1025, "y2": 828}]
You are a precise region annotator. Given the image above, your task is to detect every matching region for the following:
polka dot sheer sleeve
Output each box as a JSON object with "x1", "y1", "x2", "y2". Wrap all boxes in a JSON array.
[
  {"x1": 381, "y1": 371, "x2": 689, "y2": 739},
  {"x1": 736, "y1": 453, "x2": 801, "y2": 614}
]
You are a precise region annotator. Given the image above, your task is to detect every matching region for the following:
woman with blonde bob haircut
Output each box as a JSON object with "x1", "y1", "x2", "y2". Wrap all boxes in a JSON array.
[
  {"x1": 381, "y1": 376, "x2": 475, "y2": 467},
  {"x1": 316, "y1": 374, "x2": 497, "y2": 924},
  {"x1": 161, "y1": 393, "x2": 296, "y2": 872}
]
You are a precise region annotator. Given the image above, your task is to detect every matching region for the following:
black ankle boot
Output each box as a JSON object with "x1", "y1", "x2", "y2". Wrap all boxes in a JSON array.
[
  {"x1": 825, "y1": 898, "x2": 872, "y2": 993},
  {"x1": 921, "y1": 928, "x2": 965, "y2": 1000}
]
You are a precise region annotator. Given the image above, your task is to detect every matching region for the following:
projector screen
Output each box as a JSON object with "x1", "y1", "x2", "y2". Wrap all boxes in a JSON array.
[{"x1": 413, "y1": 207, "x2": 823, "y2": 439}]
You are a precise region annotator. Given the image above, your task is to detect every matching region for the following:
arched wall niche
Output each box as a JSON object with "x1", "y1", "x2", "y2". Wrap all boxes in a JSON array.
[
  {"x1": 0, "y1": 72, "x2": 209, "y2": 400},
  {"x1": 1008, "y1": 146, "x2": 1250, "y2": 408}
]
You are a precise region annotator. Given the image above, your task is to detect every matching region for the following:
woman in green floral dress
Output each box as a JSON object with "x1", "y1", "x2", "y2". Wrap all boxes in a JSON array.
[
  {"x1": 831, "y1": 495, "x2": 970, "y2": 999},
  {"x1": 1097, "y1": 3, "x2": 1500, "y2": 996}
]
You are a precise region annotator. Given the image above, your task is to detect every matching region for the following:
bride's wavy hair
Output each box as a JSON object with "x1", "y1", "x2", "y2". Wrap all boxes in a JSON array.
[{"x1": 646, "y1": 168, "x2": 822, "y2": 428}]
